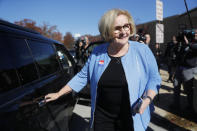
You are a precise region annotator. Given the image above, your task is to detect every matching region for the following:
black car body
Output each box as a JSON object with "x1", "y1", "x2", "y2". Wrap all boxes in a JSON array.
[{"x1": 0, "y1": 20, "x2": 77, "y2": 131}]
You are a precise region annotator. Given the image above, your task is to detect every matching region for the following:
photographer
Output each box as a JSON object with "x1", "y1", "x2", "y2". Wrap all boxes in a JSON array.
[
  {"x1": 134, "y1": 29, "x2": 146, "y2": 43},
  {"x1": 137, "y1": 34, "x2": 146, "y2": 43},
  {"x1": 165, "y1": 35, "x2": 179, "y2": 82},
  {"x1": 75, "y1": 36, "x2": 89, "y2": 67},
  {"x1": 130, "y1": 29, "x2": 151, "y2": 46},
  {"x1": 171, "y1": 29, "x2": 197, "y2": 112},
  {"x1": 144, "y1": 34, "x2": 151, "y2": 45},
  {"x1": 153, "y1": 43, "x2": 162, "y2": 71},
  {"x1": 181, "y1": 30, "x2": 197, "y2": 112}
]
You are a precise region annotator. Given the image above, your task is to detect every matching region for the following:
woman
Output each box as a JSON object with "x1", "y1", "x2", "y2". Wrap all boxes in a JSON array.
[{"x1": 45, "y1": 9, "x2": 161, "y2": 131}]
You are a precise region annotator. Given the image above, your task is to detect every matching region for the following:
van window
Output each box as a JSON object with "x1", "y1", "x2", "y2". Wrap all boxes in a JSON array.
[
  {"x1": 55, "y1": 44, "x2": 73, "y2": 69},
  {"x1": 54, "y1": 44, "x2": 75, "y2": 75},
  {"x1": 0, "y1": 36, "x2": 21, "y2": 93},
  {"x1": 0, "y1": 35, "x2": 38, "y2": 89},
  {"x1": 28, "y1": 40, "x2": 60, "y2": 77}
]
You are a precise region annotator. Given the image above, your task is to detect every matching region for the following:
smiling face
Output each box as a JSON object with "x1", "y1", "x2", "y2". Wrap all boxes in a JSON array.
[{"x1": 112, "y1": 15, "x2": 131, "y2": 46}]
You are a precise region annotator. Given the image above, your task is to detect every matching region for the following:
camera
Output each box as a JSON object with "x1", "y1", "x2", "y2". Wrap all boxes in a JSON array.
[
  {"x1": 129, "y1": 34, "x2": 146, "y2": 43},
  {"x1": 136, "y1": 29, "x2": 147, "y2": 43},
  {"x1": 138, "y1": 33, "x2": 146, "y2": 43},
  {"x1": 177, "y1": 30, "x2": 195, "y2": 43},
  {"x1": 74, "y1": 38, "x2": 86, "y2": 49},
  {"x1": 175, "y1": 30, "x2": 197, "y2": 66}
]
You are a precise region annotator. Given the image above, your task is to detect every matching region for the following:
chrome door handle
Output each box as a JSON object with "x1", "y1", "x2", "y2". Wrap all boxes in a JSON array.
[{"x1": 38, "y1": 99, "x2": 46, "y2": 107}]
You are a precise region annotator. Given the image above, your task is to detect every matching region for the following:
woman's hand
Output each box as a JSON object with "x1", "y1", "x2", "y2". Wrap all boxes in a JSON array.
[
  {"x1": 44, "y1": 85, "x2": 72, "y2": 103},
  {"x1": 184, "y1": 35, "x2": 189, "y2": 44},
  {"x1": 45, "y1": 92, "x2": 60, "y2": 103},
  {"x1": 138, "y1": 98, "x2": 151, "y2": 114}
]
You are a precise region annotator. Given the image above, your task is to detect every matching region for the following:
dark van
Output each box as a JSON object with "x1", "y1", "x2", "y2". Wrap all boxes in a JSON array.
[{"x1": 0, "y1": 20, "x2": 77, "y2": 131}]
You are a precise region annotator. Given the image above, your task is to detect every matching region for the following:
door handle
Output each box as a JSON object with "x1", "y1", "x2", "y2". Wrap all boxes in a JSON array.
[
  {"x1": 34, "y1": 96, "x2": 47, "y2": 107},
  {"x1": 37, "y1": 99, "x2": 46, "y2": 107}
]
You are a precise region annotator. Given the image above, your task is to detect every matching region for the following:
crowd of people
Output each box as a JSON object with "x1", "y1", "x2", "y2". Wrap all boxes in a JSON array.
[
  {"x1": 137, "y1": 29, "x2": 197, "y2": 113},
  {"x1": 165, "y1": 29, "x2": 197, "y2": 112}
]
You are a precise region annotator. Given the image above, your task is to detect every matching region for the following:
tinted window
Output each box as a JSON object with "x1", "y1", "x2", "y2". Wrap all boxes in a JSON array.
[
  {"x1": 28, "y1": 40, "x2": 60, "y2": 77},
  {"x1": 55, "y1": 44, "x2": 72, "y2": 69},
  {"x1": 0, "y1": 35, "x2": 38, "y2": 92},
  {"x1": 0, "y1": 36, "x2": 20, "y2": 93}
]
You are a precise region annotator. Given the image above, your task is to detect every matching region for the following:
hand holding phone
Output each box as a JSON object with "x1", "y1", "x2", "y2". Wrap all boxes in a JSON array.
[{"x1": 133, "y1": 98, "x2": 143, "y2": 113}]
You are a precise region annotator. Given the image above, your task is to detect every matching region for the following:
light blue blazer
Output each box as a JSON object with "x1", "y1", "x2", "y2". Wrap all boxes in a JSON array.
[{"x1": 68, "y1": 41, "x2": 161, "y2": 131}]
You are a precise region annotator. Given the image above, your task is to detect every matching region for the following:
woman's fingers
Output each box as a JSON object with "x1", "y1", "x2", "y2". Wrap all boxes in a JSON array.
[
  {"x1": 45, "y1": 93, "x2": 58, "y2": 103},
  {"x1": 139, "y1": 99, "x2": 150, "y2": 114}
]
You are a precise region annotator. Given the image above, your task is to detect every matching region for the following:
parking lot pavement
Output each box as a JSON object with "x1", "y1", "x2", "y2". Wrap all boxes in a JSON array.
[
  {"x1": 153, "y1": 69, "x2": 197, "y2": 131},
  {"x1": 69, "y1": 101, "x2": 168, "y2": 131},
  {"x1": 69, "y1": 100, "x2": 92, "y2": 131},
  {"x1": 69, "y1": 69, "x2": 197, "y2": 131}
]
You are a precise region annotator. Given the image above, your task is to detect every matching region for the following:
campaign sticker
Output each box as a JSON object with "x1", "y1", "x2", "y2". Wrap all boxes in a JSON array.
[{"x1": 99, "y1": 60, "x2": 104, "y2": 65}]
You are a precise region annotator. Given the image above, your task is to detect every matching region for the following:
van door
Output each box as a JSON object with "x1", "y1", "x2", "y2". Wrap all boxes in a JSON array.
[
  {"x1": 0, "y1": 34, "x2": 46, "y2": 131},
  {"x1": 27, "y1": 40, "x2": 77, "y2": 131}
]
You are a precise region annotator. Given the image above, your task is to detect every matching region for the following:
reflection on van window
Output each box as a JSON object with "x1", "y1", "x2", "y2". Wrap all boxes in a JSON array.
[
  {"x1": 55, "y1": 44, "x2": 72, "y2": 70},
  {"x1": 28, "y1": 40, "x2": 60, "y2": 77},
  {"x1": 0, "y1": 36, "x2": 38, "y2": 88},
  {"x1": 57, "y1": 51, "x2": 72, "y2": 68},
  {"x1": 0, "y1": 36, "x2": 20, "y2": 93}
]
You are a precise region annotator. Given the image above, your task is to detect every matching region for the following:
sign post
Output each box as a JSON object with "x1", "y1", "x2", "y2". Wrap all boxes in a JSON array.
[
  {"x1": 156, "y1": 23, "x2": 164, "y2": 43},
  {"x1": 156, "y1": 0, "x2": 164, "y2": 44},
  {"x1": 156, "y1": 0, "x2": 163, "y2": 21}
]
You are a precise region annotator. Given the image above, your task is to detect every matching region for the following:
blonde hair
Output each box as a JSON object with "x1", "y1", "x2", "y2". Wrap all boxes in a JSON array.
[{"x1": 98, "y1": 9, "x2": 136, "y2": 42}]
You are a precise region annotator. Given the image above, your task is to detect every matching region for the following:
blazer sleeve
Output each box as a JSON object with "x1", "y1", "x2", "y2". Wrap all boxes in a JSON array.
[
  {"x1": 145, "y1": 46, "x2": 161, "y2": 93},
  {"x1": 67, "y1": 54, "x2": 91, "y2": 92}
]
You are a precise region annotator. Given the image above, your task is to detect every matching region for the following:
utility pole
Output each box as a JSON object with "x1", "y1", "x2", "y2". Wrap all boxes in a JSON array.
[{"x1": 184, "y1": 0, "x2": 193, "y2": 29}]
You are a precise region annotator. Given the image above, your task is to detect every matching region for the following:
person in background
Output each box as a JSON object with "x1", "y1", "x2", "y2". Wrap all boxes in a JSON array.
[
  {"x1": 154, "y1": 43, "x2": 162, "y2": 71},
  {"x1": 170, "y1": 30, "x2": 197, "y2": 112},
  {"x1": 181, "y1": 29, "x2": 197, "y2": 112},
  {"x1": 75, "y1": 37, "x2": 84, "y2": 66},
  {"x1": 129, "y1": 34, "x2": 139, "y2": 41},
  {"x1": 84, "y1": 36, "x2": 89, "y2": 49},
  {"x1": 45, "y1": 8, "x2": 161, "y2": 131},
  {"x1": 145, "y1": 33, "x2": 151, "y2": 45},
  {"x1": 136, "y1": 32, "x2": 151, "y2": 46},
  {"x1": 165, "y1": 35, "x2": 179, "y2": 83},
  {"x1": 75, "y1": 36, "x2": 90, "y2": 66},
  {"x1": 82, "y1": 36, "x2": 90, "y2": 62}
]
